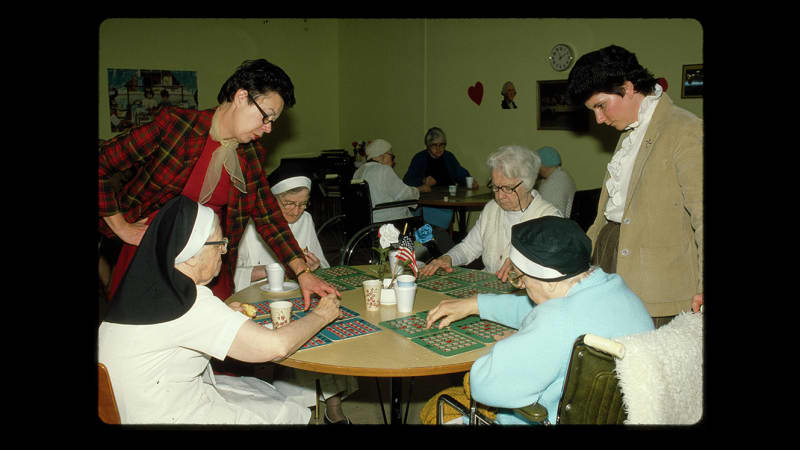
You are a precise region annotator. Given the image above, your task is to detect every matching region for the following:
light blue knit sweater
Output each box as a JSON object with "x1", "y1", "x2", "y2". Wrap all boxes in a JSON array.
[{"x1": 469, "y1": 268, "x2": 654, "y2": 424}]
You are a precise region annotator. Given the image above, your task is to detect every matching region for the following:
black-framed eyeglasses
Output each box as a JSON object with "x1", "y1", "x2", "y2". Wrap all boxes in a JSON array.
[
  {"x1": 488, "y1": 180, "x2": 523, "y2": 194},
  {"x1": 204, "y1": 237, "x2": 229, "y2": 254},
  {"x1": 247, "y1": 93, "x2": 276, "y2": 125}
]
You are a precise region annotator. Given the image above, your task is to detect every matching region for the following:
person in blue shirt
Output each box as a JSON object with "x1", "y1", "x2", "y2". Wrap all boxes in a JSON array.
[
  {"x1": 424, "y1": 216, "x2": 654, "y2": 424},
  {"x1": 403, "y1": 127, "x2": 478, "y2": 252}
]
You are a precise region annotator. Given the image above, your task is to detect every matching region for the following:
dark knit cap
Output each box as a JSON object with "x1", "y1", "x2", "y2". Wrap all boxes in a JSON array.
[{"x1": 509, "y1": 216, "x2": 591, "y2": 281}]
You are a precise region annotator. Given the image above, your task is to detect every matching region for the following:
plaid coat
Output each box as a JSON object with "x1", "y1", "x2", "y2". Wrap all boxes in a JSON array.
[{"x1": 99, "y1": 106, "x2": 303, "y2": 278}]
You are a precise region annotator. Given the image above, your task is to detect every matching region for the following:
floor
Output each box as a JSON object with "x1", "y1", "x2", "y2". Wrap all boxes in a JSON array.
[
  {"x1": 310, "y1": 373, "x2": 464, "y2": 425},
  {"x1": 248, "y1": 363, "x2": 465, "y2": 425}
]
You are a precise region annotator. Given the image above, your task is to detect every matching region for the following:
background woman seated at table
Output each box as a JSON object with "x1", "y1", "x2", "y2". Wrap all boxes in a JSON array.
[
  {"x1": 234, "y1": 163, "x2": 358, "y2": 424},
  {"x1": 418, "y1": 145, "x2": 561, "y2": 279},
  {"x1": 98, "y1": 195, "x2": 341, "y2": 424},
  {"x1": 403, "y1": 127, "x2": 477, "y2": 252},
  {"x1": 352, "y1": 138, "x2": 429, "y2": 223},
  {"x1": 420, "y1": 217, "x2": 654, "y2": 425}
]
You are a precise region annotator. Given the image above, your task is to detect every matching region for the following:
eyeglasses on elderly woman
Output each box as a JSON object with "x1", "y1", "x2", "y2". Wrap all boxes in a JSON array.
[
  {"x1": 508, "y1": 266, "x2": 525, "y2": 289},
  {"x1": 280, "y1": 199, "x2": 310, "y2": 210},
  {"x1": 204, "y1": 237, "x2": 229, "y2": 254},
  {"x1": 488, "y1": 180, "x2": 523, "y2": 194}
]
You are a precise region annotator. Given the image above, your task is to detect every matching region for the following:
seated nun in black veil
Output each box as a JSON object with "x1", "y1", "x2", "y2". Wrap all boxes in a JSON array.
[{"x1": 98, "y1": 195, "x2": 342, "y2": 424}]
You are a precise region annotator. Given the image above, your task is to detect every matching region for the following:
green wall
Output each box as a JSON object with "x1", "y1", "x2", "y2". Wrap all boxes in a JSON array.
[
  {"x1": 98, "y1": 18, "x2": 340, "y2": 170},
  {"x1": 99, "y1": 18, "x2": 702, "y2": 190}
]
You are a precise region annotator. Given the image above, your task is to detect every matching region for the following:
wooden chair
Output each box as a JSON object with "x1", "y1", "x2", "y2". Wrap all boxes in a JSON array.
[{"x1": 98, "y1": 363, "x2": 121, "y2": 424}]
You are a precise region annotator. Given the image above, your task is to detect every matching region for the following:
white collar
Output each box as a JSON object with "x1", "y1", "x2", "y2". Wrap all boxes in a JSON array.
[{"x1": 625, "y1": 83, "x2": 663, "y2": 131}]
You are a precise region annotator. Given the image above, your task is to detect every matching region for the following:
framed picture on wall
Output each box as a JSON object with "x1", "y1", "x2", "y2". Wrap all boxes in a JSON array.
[
  {"x1": 107, "y1": 68, "x2": 199, "y2": 133},
  {"x1": 681, "y1": 64, "x2": 703, "y2": 98},
  {"x1": 537, "y1": 80, "x2": 589, "y2": 132}
]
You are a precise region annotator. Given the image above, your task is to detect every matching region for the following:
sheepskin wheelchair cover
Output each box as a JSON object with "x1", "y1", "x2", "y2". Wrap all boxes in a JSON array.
[{"x1": 614, "y1": 311, "x2": 703, "y2": 424}]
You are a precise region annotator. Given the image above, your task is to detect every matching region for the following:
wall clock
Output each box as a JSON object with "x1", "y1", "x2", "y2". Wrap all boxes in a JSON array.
[{"x1": 548, "y1": 43, "x2": 574, "y2": 72}]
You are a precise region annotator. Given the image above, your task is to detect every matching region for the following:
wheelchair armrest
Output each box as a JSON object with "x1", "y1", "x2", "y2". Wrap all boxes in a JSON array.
[
  {"x1": 372, "y1": 199, "x2": 419, "y2": 210},
  {"x1": 437, "y1": 394, "x2": 469, "y2": 424},
  {"x1": 514, "y1": 403, "x2": 549, "y2": 424},
  {"x1": 436, "y1": 394, "x2": 495, "y2": 425}
]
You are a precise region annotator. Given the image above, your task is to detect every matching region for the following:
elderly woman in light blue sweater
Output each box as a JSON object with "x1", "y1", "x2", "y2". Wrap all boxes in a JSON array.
[{"x1": 425, "y1": 216, "x2": 653, "y2": 424}]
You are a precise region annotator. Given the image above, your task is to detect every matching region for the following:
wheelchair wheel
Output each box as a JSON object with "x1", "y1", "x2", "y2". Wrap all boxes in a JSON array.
[
  {"x1": 339, "y1": 223, "x2": 384, "y2": 267},
  {"x1": 316, "y1": 214, "x2": 348, "y2": 265}
]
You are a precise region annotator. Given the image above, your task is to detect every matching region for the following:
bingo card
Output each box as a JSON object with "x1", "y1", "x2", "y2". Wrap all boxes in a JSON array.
[
  {"x1": 411, "y1": 328, "x2": 485, "y2": 357},
  {"x1": 449, "y1": 316, "x2": 516, "y2": 343}
]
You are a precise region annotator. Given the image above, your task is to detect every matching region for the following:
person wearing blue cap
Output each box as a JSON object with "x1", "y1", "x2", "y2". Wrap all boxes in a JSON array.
[
  {"x1": 535, "y1": 146, "x2": 576, "y2": 217},
  {"x1": 421, "y1": 216, "x2": 653, "y2": 425}
]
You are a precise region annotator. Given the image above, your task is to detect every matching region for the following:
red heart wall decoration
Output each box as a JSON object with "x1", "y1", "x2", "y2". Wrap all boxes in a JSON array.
[{"x1": 468, "y1": 81, "x2": 483, "y2": 105}]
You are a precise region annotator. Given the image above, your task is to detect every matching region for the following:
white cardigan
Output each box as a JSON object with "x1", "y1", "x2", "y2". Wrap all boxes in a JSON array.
[{"x1": 446, "y1": 192, "x2": 562, "y2": 273}]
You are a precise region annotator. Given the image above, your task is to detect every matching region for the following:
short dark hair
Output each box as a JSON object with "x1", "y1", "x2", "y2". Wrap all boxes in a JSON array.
[
  {"x1": 567, "y1": 45, "x2": 657, "y2": 106},
  {"x1": 217, "y1": 59, "x2": 296, "y2": 108}
]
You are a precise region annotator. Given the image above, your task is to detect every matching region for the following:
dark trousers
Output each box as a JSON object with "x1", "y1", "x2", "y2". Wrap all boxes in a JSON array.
[{"x1": 592, "y1": 221, "x2": 675, "y2": 329}]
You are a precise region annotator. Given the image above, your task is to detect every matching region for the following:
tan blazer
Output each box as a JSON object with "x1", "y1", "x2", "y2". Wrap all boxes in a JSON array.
[{"x1": 586, "y1": 93, "x2": 703, "y2": 317}]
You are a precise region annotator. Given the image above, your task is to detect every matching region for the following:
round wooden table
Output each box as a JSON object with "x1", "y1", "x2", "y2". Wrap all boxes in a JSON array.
[
  {"x1": 418, "y1": 185, "x2": 493, "y2": 208},
  {"x1": 418, "y1": 186, "x2": 493, "y2": 238},
  {"x1": 225, "y1": 268, "x2": 493, "y2": 423}
]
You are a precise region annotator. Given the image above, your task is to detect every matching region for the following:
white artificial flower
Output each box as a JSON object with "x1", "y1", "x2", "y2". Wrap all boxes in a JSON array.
[{"x1": 378, "y1": 223, "x2": 400, "y2": 248}]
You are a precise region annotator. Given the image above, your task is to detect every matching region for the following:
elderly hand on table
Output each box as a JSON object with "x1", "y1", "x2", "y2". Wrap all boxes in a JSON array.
[
  {"x1": 419, "y1": 255, "x2": 454, "y2": 277},
  {"x1": 425, "y1": 296, "x2": 479, "y2": 330},
  {"x1": 310, "y1": 293, "x2": 342, "y2": 323},
  {"x1": 495, "y1": 258, "x2": 514, "y2": 282}
]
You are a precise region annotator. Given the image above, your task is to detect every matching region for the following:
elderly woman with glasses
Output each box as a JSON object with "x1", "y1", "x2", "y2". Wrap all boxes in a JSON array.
[
  {"x1": 420, "y1": 217, "x2": 654, "y2": 425},
  {"x1": 418, "y1": 145, "x2": 562, "y2": 280},
  {"x1": 235, "y1": 163, "x2": 359, "y2": 424},
  {"x1": 98, "y1": 196, "x2": 342, "y2": 424},
  {"x1": 403, "y1": 127, "x2": 478, "y2": 250},
  {"x1": 234, "y1": 163, "x2": 330, "y2": 292}
]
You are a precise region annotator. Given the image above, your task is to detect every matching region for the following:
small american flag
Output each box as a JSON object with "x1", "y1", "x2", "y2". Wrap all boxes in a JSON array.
[{"x1": 396, "y1": 234, "x2": 418, "y2": 277}]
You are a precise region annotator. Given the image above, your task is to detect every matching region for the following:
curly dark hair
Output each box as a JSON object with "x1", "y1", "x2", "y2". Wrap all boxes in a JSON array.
[
  {"x1": 216, "y1": 59, "x2": 296, "y2": 108},
  {"x1": 567, "y1": 45, "x2": 657, "y2": 106}
]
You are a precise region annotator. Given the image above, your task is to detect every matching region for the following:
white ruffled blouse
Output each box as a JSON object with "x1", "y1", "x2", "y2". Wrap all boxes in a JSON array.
[{"x1": 603, "y1": 83, "x2": 663, "y2": 223}]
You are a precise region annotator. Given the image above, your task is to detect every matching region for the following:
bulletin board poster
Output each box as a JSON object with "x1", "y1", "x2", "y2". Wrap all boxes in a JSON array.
[{"x1": 107, "y1": 69, "x2": 198, "y2": 133}]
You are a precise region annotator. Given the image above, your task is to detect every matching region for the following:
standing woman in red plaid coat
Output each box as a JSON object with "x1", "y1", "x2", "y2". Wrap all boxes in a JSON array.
[{"x1": 99, "y1": 59, "x2": 338, "y2": 308}]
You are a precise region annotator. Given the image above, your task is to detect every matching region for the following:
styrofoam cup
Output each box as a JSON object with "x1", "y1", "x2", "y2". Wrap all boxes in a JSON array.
[
  {"x1": 394, "y1": 285, "x2": 417, "y2": 313},
  {"x1": 397, "y1": 274, "x2": 416, "y2": 287},
  {"x1": 267, "y1": 263, "x2": 285, "y2": 291}
]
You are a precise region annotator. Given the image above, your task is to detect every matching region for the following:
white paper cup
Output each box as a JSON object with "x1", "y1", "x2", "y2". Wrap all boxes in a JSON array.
[
  {"x1": 397, "y1": 274, "x2": 416, "y2": 287},
  {"x1": 448, "y1": 185, "x2": 457, "y2": 195},
  {"x1": 394, "y1": 285, "x2": 417, "y2": 313},
  {"x1": 465, "y1": 176, "x2": 474, "y2": 189},
  {"x1": 267, "y1": 263, "x2": 285, "y2": 292},
  {"x1": 269, "y1": 300, "x2": 293, "y2": 328},
  {"x1": 363, "y1": 279, "x2": 382, "y2": 311}
]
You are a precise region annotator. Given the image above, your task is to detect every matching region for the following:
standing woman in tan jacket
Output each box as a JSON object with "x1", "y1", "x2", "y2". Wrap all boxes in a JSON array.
[{"x1": 567, "y1": 45, "x2": 703, "y2": 327}]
